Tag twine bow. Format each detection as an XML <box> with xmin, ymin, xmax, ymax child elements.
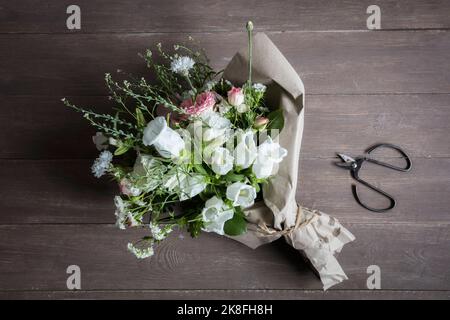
<box><xmin>258</xmin><ymin>205</ymin><xmax>315</xmax><ymax>236</ymax></box>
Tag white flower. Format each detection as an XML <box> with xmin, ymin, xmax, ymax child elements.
<box><xmin>201</xmin><ymin>110</ymin><xmax>231</xmax><ymax>131</ymax></box>
<box><xmin>199</xmin><ymin>111</ymin><xmax>232</xmax><ymax>144</ymax></box>
<box><xmin>218</xmin><ymin>101</ymin><xmax>231</xmax><ymax>115</ymax></box>
<box><xmin>108</xmin><ymin>137</ymin><xmax>118</xmax><ymax>146</ymax></box>
<box><xmin>149</xmin><ymin>222</ymin><xmax>173</xmax><ymax>241</ymax></box>
<box><xmin>234</xmin><ymin>130</ymin><xmax>257</xmax><ymax>169</ymax></box>
<box><xmin>163</xmin><ymin>169</ymin><xmax>207</xmax><ymax>201</ymax></box>
<box><xmin>92</xmin><ymin>132</ymin><xmax>108</xmax><ymax>150</ymax></box>
<box><xmin>203</xmin><ymin>80</ymin><xmax>217</xmax><ymax>91</ymax></box>
<box><xmin>252</xmin><ymin>137</ymin><xmax>288</xmax><ymax>179</ymax></box>
<box><xmin>119</xmin><ymin>178</ymin><xmax>141</xmax><ymax>197</ymax></box>
<box><xmin>114</xmin><ymin>196</ymin><xmax>141</xmax><ymax>229</ymax></box>
<box><xmin>91</xmin><ymin>150</ymin><xmax>113</xmax><ymax>178</ymax></box>
<box><xmin>210</xmin><ymin>147</ymin><xmax>234</xmax><ymax>175</ymax></box>
<box><xmin>226</xmin><ymin>182</ymin><xmax>257</xmax><ymax>208</ymax></box>
<box><xmin>236</xmin><ymin>103</ymin><xmax>249</xmax><ymax>113</ymax></box>
<box><xmin>127</xmin><ymin>242</ymin><xmax>154</xmax><ymax>259</ymax></box>
<box><xmin>143</xmin><ymin>116</ymin><xmax>185</xmax><ymax>158</ymax></box>
<box><xmin>170</xmin><ymin>56</ymin><xmax>195</xmax><ymax>75</ymax></box>
<box><xmin>201</xmin><ymin>196</ymin><xmax>234</xmax><ymax>235</ymax></box>
<box><xmin>131</xmin><ymin>154</ymin><xmax>165</xmax><ymax>192</ymax></box>
<box><xmin>252</xmin><ymin>83</ymin><xmax>267</xmax><ymax>92</ymax></box>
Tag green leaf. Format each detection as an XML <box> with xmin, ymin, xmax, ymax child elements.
<box><xmin>114</xmin><ymin>142</ymin><xmax>131</xmax><ymax>156</ymax></box>
<box><xmin>224</xmin><ymin>172</ymin><xmax>245</xmax><ymax>183</ymax></box>
<box><xmin>193</xmin><ymin>164</ymin><xmax>207</xmax><ymax>175</ymax></box>
<box><xmin>136</xmin><ymin>108</ymin><xmax>146</xmax><ymax>128</ymax></box>
<box><xmin>224</xmin><ymin>210</ymin><xmax>247</xmax><ymax>236</ymax></box>
<box><xmin>267</xmin><ymin>109</ymin><xmax>284</xmax><ymax>131</ymax></box>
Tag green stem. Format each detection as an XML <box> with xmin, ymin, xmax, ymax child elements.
<box><xmin>246</xmin><ymin>21</ymin><xmax>254</xmax><ymax>86</ymax></box>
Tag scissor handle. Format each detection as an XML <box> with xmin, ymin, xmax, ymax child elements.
<box><xmin>351</xmin><ymin>175</ymin><xmax>396</xmax><ymax>213</ymax></box>
<box><xmin>364</xmin><ymin>143</ymin><xmax>412</xmax><ymax>172</ymax></box>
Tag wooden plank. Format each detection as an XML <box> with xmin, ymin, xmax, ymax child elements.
<box><xmin>0</xmin><ymin>289</ymin><xmax>449</xmax><ymax>300</ymax></box>
<box><xmin>0</xmin><ymin>157</ymin><xmax>448</xmax><ymax>224</ymax></box>
<box><xmin>1</xmin><ymin>31</ymin><xmax>449</xmax><ymax>96</ymax></box>
<box><xmin>0</xmin><ymin>224</ymin><xmax>449</xmax><ymax>291</ymax></box>
<box><xmin>1</xmin><ymin>0</ymin><xmax>449</xmax><ymax>33</ymax></box>
<box><xmin>1</xmin><ymin>94</ymin><xmax>449</xmax><ymax>159</ymax></box>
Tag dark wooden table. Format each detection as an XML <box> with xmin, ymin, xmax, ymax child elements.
<box><xmin>1</xmin><ymin>0</ymin><xmax>449</xmax><ymax>299</ymax></box>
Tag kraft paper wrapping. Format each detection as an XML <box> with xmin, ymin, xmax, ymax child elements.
<box><xmin>223</xmin><ymin>33</ymin><xmax>355</xmax><ymax>290</ymax></box>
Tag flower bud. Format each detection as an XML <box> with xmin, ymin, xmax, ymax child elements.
<box><xmin>254</xmin><ymin>116</ymin><xmax>269</xmax><ymax>130</ymax></box>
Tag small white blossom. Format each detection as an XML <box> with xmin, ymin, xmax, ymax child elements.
<box><xmin>203</xmin><ymin>80</ymin><xmax>217</xmax><ymax>91</ymax></box>
<box><xmin>149</xmin><ymin>222</ymin><xmax>173</xmax><ymax>241</ymax></box>
<box><xmin>91</xmin><ymin>150</ymin><xmax>113</xmax><ymax>178</ymax></box>
<box><xmin>170</xmin><ymin>56</ymin><xmax>195</xmax><ymax>75</ymax></box>
<box><xmin>92</xmin><ymin>132</ymin><xmax>108</xmax><ymax>150</ymax></box>
<box><xmin>217</xmin><ymin>101</ymin><xmax>231</xmax><ymax>115</ymax></box>
<box><xmin>226</xmin><ymin>182</ymin><xmax>257</xmax><ymax>208</ymax></box>
<box><xmin>252</xmin><ymin>83</ymin><xmax>267</xmax><ymax>92</ymax></box>
<box><xmin>114</xmin><ymin>196</ymin><xmax>141</xmax><ymax>229</ymax></box>
<box><xmin>127</xmin><ymin>242</ymin><xmax>154</xmax><ymax>259</ymax></box>
<box><xmin>236</xmin><ymin>103</ymin><xmax>249</xmax><ymax>113</ymax></box>
<box><xmin>201</xmin><ymin>196</ymin><xmax>234</xmax><ymax>235</ymax></box>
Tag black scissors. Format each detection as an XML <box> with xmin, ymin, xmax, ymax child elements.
<box><xmin>335</xmin><ymin>143</ymin><xmax>412</xmax><ymax>213</ymax></box>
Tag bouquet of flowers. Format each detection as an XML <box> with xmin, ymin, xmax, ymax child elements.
<box><xmin>64</xmin><ymin>22</ymin><xmax>287</xmax><ymax>257</ymax></box>
<box><xmin>65</xmin><ymin>22</ymin><xmax>355</xmax><ymax>290</ymax></box>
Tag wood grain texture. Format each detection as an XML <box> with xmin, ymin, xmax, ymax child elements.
<box><xmin>1</xmin><ymin>157</ymin><xmax>449</xmax><ymax>224</ymax></box>
<box><xmin>1</xmin><ymin>31</ymin><xmax>449</xmax><ymax>96</ymax></box>
<box><xmin>1</xmin><ymin>94</ymin><xmax>449</xmax><ymax>159</ymax></box>
<box><xmin>1</xmin><ymin>290</ymin><xmax>449</xmax><ymax>300</ymax></box>
<box><xmin>1</xmin><ymin>0</ymin><xmax>449</xmax><ymax>300</ymax></box>
<box><xmin>1</xmin><ymin>0</ymin><xmax>449</xmax><ymax>33</ymax></box>
<box><xmin>0</xmin><ymin>224</ymin><xmax>449</xmax><ymax>291</ymax></box>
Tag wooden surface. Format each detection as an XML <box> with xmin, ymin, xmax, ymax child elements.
<box><xmin>0</xmin><ymin>0</ymin><xmax>449</xmax><ymax>300</ymax></box>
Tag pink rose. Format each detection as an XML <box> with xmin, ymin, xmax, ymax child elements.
<box><xmin>227</xmin><ymin>87</ymin><xmax>245</xmax><ymax>107</ymax></box>
<box><xmin>178</xmin><ymin>91</ymin><xmax>216</xmax><ymax>120</ymax></box>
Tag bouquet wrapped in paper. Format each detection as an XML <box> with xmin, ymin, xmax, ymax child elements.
<box><xmin>64</xmin><ymin>22</ymin><xmax>354</xmax><ymax>290</ymax></box>
<box><xmin>224</xmin><ymin>32</ymin><xmax>355</xmax><ymax>290</ymax></box>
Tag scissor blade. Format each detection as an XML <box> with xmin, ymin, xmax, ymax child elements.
<box><xmin>337</xmin><ymin>153</ymin><xmax>356</xmax><ymax>163</ymax></box>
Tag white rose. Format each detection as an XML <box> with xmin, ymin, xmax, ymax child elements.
<box><xmin>201</xmin><ymin>196</ymin><xmax>234</xmax><ymax>235</ymax></box>
<box><xmin>226</xmin><ymin>182</ymin><xmax>257</xmax><ymax>208</ymax></box>
<box><xmin>163</xmin><ymin>169</ymin><xmax>207</xmax><ymax>201</ymax></box>
<box><xmin>210</xmin><ymin>147</ymin><xmax>234</xmax><ymax>175</ymax></box>
<box><xmin>143</xmin><ymin>116</ymin><xmax>185</xmax><ymax>158</ymax></box>
<box><xmin>252</xmin><ymin>137</ymin><xmax>288</xmax><ymax>179</ymax></box>
<box><xmin>234</xmin><ymin>130</ymin><xmax>257</xmax><ymax>169</ymax></box>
